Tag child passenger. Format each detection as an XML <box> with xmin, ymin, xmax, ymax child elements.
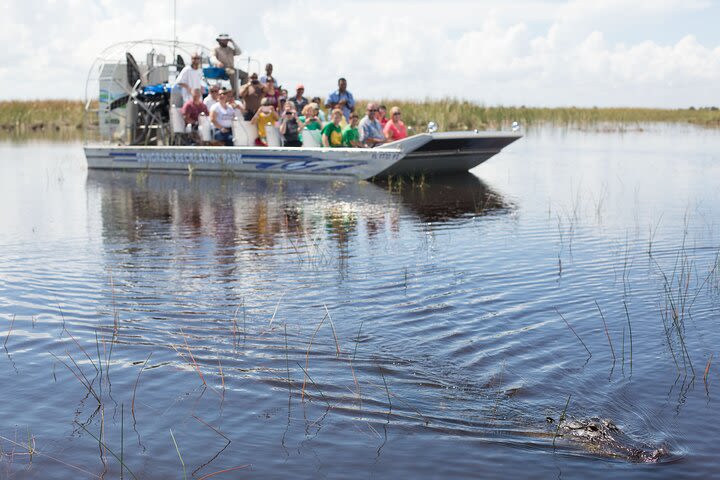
<box><xmin>342</xmin><ymin>113</ymin><xmax>361</xmax><ymax>147</ymax></box>
<box><xmin>321</xmin><ymin>109</ymin><xmax>344</xmax><ymax>147</ymax></box>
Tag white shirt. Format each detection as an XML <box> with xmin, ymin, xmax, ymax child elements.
<box><xmin>174</xmin><ymin>66</ymin><xmax>204</xmax><ymax>104</ymax></box>
<box><xmin>210</xmin><ymin>102</ymin><xmax>236</xmax><ymax>128</ymax></box>
<box><xmin>204</xmin><ymin>95</ymin><xmax>217</xmax><ymax>110</ymax></box>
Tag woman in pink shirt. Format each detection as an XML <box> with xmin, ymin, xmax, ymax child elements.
<box><xmin>383</xmin><ymin>106</ymin><xmax>407</xmax><ymax>141</ymax></box>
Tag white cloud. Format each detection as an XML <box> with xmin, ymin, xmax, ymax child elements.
<box><xmin>1</xmin><ymin>0</ymin><xmax>719</xmax><ymax>107</ymax></box>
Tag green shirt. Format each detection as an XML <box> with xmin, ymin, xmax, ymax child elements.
<box><xmin>321</xmin><ymin>122</ymin><xmax>343</xmax><ymax>147</ymax></box>
<box><xmin>304</xmin><ymin>118</ymin><xmax>322</xmax><ymax>131</ymax></box>
<box><xmin>342</xmin><ymin>125</ymin><xmax>359</xmax><ymax>146</ymax></box>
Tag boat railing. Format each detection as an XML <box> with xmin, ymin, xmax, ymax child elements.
<box><xmin>83</xmin><ymin>39</ymin><xmax>265</xmax><ymax>146</ymax></box>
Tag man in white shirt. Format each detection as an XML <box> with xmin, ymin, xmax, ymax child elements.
<box><xmin>174</xmin><ymin>52</ymin><xmax>204</xmax><ymax>105</ymax></box>
<box><xmin>204</xmin><ymin>84</ymin><xmax>220</xmax><ymax>110</ymax></box>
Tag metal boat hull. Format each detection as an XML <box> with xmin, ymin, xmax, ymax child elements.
<box><xmin>84</xmin><ymin>131</ymin><xmax>521</xmax><ymax>180</ymax></box>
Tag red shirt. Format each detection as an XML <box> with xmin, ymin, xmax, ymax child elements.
<box><xmin>383</xmin><ymin>120</ymin><xmax>407</xmax><ymax>141</ymax></box>
<box><xmin>181</xmin><ymin>100</ymin><xmax>209</xmax><ymax>125</ymax></box>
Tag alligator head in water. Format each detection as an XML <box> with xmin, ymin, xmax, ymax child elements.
<box><xmin>547</xmin><ymin>417</ymin><xmax>670</xmax><ymax>463</ymax></box>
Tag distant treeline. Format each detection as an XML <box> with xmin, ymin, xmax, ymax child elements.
<box><xmin>2</xmin><ymin>99</ymin><xmax>720</xmax><ymax>140</ymax></box>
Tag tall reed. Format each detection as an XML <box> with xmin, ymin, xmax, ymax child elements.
<box><xmin>3</xmin><ymin>99</ymin><xmax>720</xmax><ymax>140</ymax></box>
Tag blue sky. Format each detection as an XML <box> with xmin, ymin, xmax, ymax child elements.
<box><xmin>2</xmin><ymin>0</ymin><xmax>719</xmax><ymax>107</ymax></box>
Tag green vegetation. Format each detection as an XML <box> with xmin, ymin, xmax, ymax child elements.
<box><xmin>373</xmin><ymin>99</ymin><xmax>720</xmax><ymax>132</ymax></box>
<box><xmin>2</xmin><ymin>99</ymin><xmax>720</xmax><ymax>141</ymax></box>
<box><xmin>0</xmin><ymin>100</ymin><xmax>84</xmax><ymax>140</ymax></box>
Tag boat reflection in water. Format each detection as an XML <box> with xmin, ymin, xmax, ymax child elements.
<box><xmin>86</xmin><ymin>170</ymin><xmax>512</xmax><ymax>276</ymax></box>
<box><xmin>376</xmin><ymin>173</ymin><xmax>513</xmax><ymax>223</ymax></box>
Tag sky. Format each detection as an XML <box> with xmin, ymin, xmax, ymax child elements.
<box><xmin>2</xmin><ymin>0</ymin><xmax>720</xmax><ymax>107</ymax></box>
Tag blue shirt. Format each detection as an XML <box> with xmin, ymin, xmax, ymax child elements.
<box><xmin>260</xmin><ymin>75</ymin><xmax>279</xmax><ymax>86</ymax></box>
<box><xmin>326</xmin><ymin>89</ymin><xmax>355</xmax><ymax>120</ymax></box>
<box><xmin>358</xmin><ymin>116</ymin><xmax>384</xmax><ymax>143</ymax></box>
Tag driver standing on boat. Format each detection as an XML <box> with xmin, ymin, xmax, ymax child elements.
<box><xmin>213</xmin><ymin>34</ymin><xmax>247</xmax><ymax>94</ymax></box>
<box><xmin>174</xmin><ymin>52</ymin><xmax>205</xmax><ymax>105</ymax></box>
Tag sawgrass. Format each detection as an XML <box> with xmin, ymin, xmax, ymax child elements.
<box><xmin>2</xmin><ymin>99</ymin><xmax>720</xmax><ymax>140</ymax></box>
<box><xmin>371</xmin><ymin>99</ymin><xmax>720</xmax><ymax>132</ymax></box>
<box><xmin>0</xmin><ymin>100</ymin><xmax>84</xmax><ymax>139</ymax></box>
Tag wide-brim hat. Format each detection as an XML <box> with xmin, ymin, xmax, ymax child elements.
<box><xmin>216</xmin><ymin>34</ymin><xmax>230</xmax><ymax>41</ymax></box>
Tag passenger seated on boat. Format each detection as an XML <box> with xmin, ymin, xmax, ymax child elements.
<box><xmin>213</xmin><ymin>34</ymin><xmax>246</xmax><ymax>94</ymax></box>
<box><xmin>301</xmin><ymin>104</ymin><xmax>322</xmax><ymax>131</ymax></box>
<box><xmin>174</xmin><ymin>52</ymin><xmax>205</xmax><ymax>105</ymax></box>
<box><xmin>238</xmin><ymin>72</ymin><xmax>264</xmax><ymax>121</ymax></box>
<box><xmin>277</xmin><ymin>98</ymin><xmax>287</xmax><ymax>123</ymax></box>
<box><xmin>311</xmin><ymin>97</ymin><xmax>326</xmax><ymax>122</ymax></box>
<box><xmin>204</xmin><ymin>84</ymin><xmax>221</xmax><ymax>110</ymax></box>
<box><xmin>290</xmin><ymin>85</ymin><xmax>309</xmax><ymax>113</ymax></box>
<box><xmin>181</xmin><ymin>88</ymin><xmax>209</xmax><ymax>128</ymax></box>
<box><xmin>263</xmin><ymin>77</ymin><xmax>281</xmax><ymax>110</ymax></box>
<box><xmin>251</xmin><ymin>98</ymin><xmax>279</xmax><ymax>146</ymax></box>
<box><xmin>225</xmin><ymin>90</ymin><xmax>245</xmax><ymax>115</ymax></box>
<box><xmin>209</xmin><ymin>88</ymin><xmax>236</xmax><ymax>146</ymax></box>
<box><xmin>343</xmin><ymin>113</ymin><xmax>361</xmax><ymax>147</ymax></box>
<box><xmin>383</xmin><ymin>106</ymin><xmax>408</xmax><ymax>141</ymax></box>
<box><xmin>325</xmin><ymin>77</ymin><xmax>355</xmax><ymax>121</ymax></box>
<box><xmin>278</xmin><ymin>89</ymin><xmax>289</xmax><ymax>119</ymax></box>
<box><xmin>377</xmin><ymin>105</ymin><xmax>388</xmax><ymax>127</ymax></box>
<box><xmin>279</xmin><ymin>104</ymin><xmax>304</xmax><ymax>147</ymax></box>
<box><xmin>321</xmin><ymin>109</ymin><xmax>344</xmax><ymax>148</ymax></box>
<box><xmin>358</xmin><ymin>103</ymin><xmax>385</xmax><ymax>147</ymax></box>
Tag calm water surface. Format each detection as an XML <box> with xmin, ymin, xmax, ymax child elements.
<box><xmin>1</xmin><ymin>126</ymin><xmax>719</xmax><ymax>478</ymax></box>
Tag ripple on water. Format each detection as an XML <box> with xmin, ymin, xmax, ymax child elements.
<box><xmin>1</xmin><ymin>134</ymin><xmax>719</xmax><ymax>478</ymax></box>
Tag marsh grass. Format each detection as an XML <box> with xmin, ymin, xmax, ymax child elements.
<box><xmin>0</xmin><ymin>100</ymin><xmax>83</xmax><ymax>139</ymax></box>
<box><xmin>369</xmin><ymin>99</ymin><xmax>720</xmax><ymax>132</ymax></box>
<box><xmin>4</xmin><ymin>99</ymin><xmax>720</xmax><ymax>141</ymax></box>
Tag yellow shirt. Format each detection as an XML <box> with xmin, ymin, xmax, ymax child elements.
<box><xmin>257</xmin><ymin>111</ymin><xmax>279</xmax><ymax>138</ymax></box>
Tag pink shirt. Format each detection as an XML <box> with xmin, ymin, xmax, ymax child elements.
<box><xmin>383</xmin><ymin>120</ymin><xmax>407</xmax><ymax>141</ymax></box>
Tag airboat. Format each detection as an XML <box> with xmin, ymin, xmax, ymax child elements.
<box><xmin>83</xmin><ymin>40</ymin><xmax>521</xmax><ymax>180</ymax></box>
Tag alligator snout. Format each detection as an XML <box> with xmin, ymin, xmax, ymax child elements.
<box><xmin>547</xmin><ymin>417</ymin><xmax>670</xmax><ymax>463</ymax></box>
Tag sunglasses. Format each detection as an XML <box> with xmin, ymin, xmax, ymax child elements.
<box><xmin>367</xmin><ymin>109</ymin><xmax>377</xmax><ymax>112</ymax></box>
<box><xmin>393</xmin><ymin>112</ymin><xmax>401</xmax><ymax>115</ymax></box>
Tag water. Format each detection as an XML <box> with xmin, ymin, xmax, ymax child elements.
<box><xmin>1</xmin><ymin>126</ymin><xmax>719</xmax><ymax>478</ymax></box>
